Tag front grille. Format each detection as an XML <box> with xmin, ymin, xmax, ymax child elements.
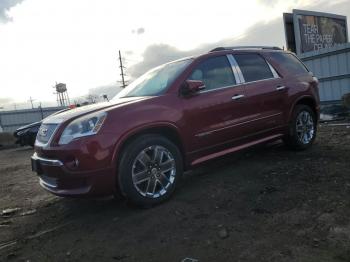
<box><xmin>37</xmin><ymin>124</ymin><xmax>58</xmax><ymax>144</ymax></box>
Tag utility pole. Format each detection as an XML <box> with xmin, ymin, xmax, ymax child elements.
<box><xmin>39</xmin><ymin>102</ymin><xmax>44</xmax><ymax>119</ymax></box>
<box><xmin>29</xmin><ymin>96</ymin><xmax>35</xmax><ymax>109</ymax></box>
<box><xmin>118</xmin><ymin>50</ymin><xmax>127</xmax><ymax>88</ymax></box>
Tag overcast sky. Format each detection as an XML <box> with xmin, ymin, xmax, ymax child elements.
<box><xmin>0</xmin><ymin>0</ymin><xmax>349</xmax><ymax>109</ymax></box>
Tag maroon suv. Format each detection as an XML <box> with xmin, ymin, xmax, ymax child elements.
<box><xmin>31</xmin><ymin>46</ymin><xmax>320</xmax><ymax>206</ymax></box>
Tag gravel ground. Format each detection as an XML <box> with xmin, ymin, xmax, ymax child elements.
<box><xmin>1</xmin><ymin>125</ymin><xmax>350</xmax><ymax>262</ymax></box>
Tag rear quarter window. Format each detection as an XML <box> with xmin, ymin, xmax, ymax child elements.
<box><xmin>270</xmin><ymin>52</ymin><xmax>309</xmax><ymax>75</ymax></box>
<box><xmin>234</xmin><ymin>54</ymin><xmax>274</xmax><ymax>82</ymax></box>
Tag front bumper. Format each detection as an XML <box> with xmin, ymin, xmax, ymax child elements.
<box><xmin>31</xmin><ymin>152</ymin><xmax>115</xmax><ymax>197</ymax></box>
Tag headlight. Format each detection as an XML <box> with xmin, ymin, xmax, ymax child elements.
<box><xmin>58</xmin><ymin>112</ymin><xmax>107</xmax><ymax>145</ymax></box>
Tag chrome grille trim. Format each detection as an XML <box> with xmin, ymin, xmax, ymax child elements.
<box><xmin>31</xmin><ymin>152</ymin><xmax>63</xmax><ymax>166</ymax></box>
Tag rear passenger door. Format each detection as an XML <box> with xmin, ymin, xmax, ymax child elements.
<box><xmin>232</xmin><ymin>53</ymin><xmax>287</xmax><ymax>133</ymax></box>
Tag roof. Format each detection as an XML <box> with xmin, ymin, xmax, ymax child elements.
<box><xmin>209</xmin><ymin>46</ymin><xmax>283</xmax><ymax>52</ymax></box>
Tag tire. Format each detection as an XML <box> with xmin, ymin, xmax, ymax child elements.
<box><xmin>117</xmin><ymin>134</ymin><xmax>183</xmax><ymax>207</ymax></box>
<box><xmin>283</xmin><ymin>104</ymin><xmax>317</xmax><ymax>150</ymax></box>
<box><xmin>29</xmin><ymin>136</ymin><xmax>36</xmax><ymax>147</ymax></box>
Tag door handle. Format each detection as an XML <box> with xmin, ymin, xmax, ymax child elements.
<box><xmin>276</xmin><ymin>86</ymin><xmax>286</xmax><ymax>91</ymax></box>
<box><xmin>232</xmin><ymin>94</ymin><xmax>245</xmax><ymax>100</ymax></box>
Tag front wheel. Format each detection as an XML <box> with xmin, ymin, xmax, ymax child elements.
<box><xmin>118</xmin><ymin>134</ymin><xmax>183</xmax><ymax>207</ymax></box>
<box><xmin>283</xmin><ymin>104</ymin><xmax>317</xmax><ymax>150</ymax></box>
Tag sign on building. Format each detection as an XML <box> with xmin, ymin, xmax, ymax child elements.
<box><xmin>283</xmin><ymin>9</ymin><xmax>348</xmax><ymax>55</ymax></box>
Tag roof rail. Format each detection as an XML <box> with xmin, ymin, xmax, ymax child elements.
<box><xmin>210</xmin><ymin>46</ymin><xmax>282</xmax><ymax>52</ymax></box>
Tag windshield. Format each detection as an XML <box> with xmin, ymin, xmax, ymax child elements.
<box><xmin>113</xmin><ymin>58</ymin><xmax>192</xmax><ymax>99</ymax></box>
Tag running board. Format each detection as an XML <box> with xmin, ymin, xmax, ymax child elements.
<box><xmin>191</xmin><ymin>134</ymin><xmax>283</xmax><ymax>166</ymax></box>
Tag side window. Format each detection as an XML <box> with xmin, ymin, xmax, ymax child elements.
<box><xmin>234</xmin><ymin>54</ymin><xmax>273</xmax><ymax>82</ymax></box>
<box><xmin>188</xmin><ymin>56</ymin><xmax>236</xmax><ymax>91</ymax></box>
<box><xmin>270</xmin><ymin>52</ymin><xmax>309</xmax><ymax>75</ymax></box>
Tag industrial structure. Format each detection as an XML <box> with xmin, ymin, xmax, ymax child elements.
<box><xmin>54</xmin><ymin>82</ymin><xmax>70</xmax><ymax>106</ymax></box>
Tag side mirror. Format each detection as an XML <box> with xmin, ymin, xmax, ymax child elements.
<box><xmin>181</xmin><ymin>80</ymin><xmax>205</xmax><ymax>96</ymax></box>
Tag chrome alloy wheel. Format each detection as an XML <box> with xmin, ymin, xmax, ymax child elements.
<box><xmin>296</xmin><ymin>110</ymin><xmax>315</xmax><ymax>145</ymax></box>
<box><xmin>131</xmin><ymin>145</ymin><xmax>176</xmax><ymax>198</ymax></box>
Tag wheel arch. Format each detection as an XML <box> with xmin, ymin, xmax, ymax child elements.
<box><xmin>288</xmin><ymin>96</ymin><xmax>319</xmax><ymax>123</ymax></box>
<box><xmin>112</xmin><ymin>123</ymin><xmax>186</xmax><ymax>171</ymax></box>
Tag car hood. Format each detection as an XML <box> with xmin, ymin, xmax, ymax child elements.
<box><xmin>43</xmin><ymin>97</ymin><xmax>149</xmax><ymax>124</ymax></box>
<box><xmin>16</xmin><ymin>121</ymin><xmax>42</xmax><ymax>132</ymax></box>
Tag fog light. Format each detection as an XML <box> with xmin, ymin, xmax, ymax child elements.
<box><xmin>65</xmin><ymin>157</ymin><xmax>79</xmax><ymax>169</ymax></box>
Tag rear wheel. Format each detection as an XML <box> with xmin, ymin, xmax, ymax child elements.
<box><xmin>118</xmin><ymin>134</ymin><xmax>183</xmax><ymax>207</ymax></box>
<box><xmin>283</xmin><ymin>104</ymin><xmax>317</xmax><ymax>150</ymax></box>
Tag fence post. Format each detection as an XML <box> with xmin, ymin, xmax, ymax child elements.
<box><xmin>39</xmin><ymin>104</ymin><xmax>44</xmax><ymax>120</ymax></box>
<box><xmin>0</xmin><ymin>113</ymin><xmax>3</xmax><ymax>132</ymax></box>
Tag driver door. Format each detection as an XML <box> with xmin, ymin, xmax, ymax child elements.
<box><xmin>181</xmin><ymin>55</ymin><xmax>251</xmax><ymax>155</ymax></box>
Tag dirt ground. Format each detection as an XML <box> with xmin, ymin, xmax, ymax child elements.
<box><xmin>1</xmin><ymin>125</ymin><xmax>350</xmax><ymax>262</ymax></box>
